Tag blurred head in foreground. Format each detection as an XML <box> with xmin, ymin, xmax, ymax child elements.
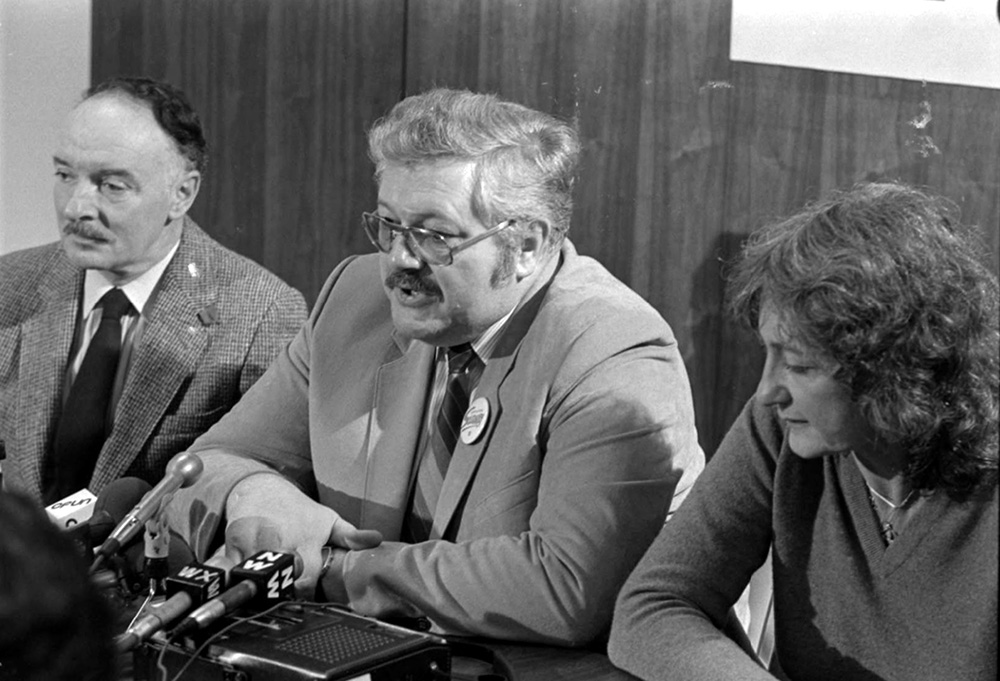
<box><xmin>0</xmin><ymin>491</ymin><xmax>115</xmax><ymax>681</ymax></box>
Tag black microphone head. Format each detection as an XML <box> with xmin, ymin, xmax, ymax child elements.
<box><xmin>166</xmin><ymin>562</ymin><xmax>227</xmax><ymax>604</ymax></box>
<box><xmin>231</xmin><ymin>551</ymin><xmax>297</xmax><ymax>605</ymax></box>
<box><xmin>89</xmin><ymin>478</ymin><xmax>152</xmax><ymax>543</ymax></box>
<box><xmin>170</xmin><ymin>551</ymin><xmax>298</xmax><ymax>637</ymax></box>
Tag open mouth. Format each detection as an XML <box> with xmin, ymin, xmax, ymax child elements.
<box><xmin>386</xmin><ymin>271</ymin><xmax>441</xmax><ymax>301</ymax></box>
<box><xmin>391</xmin><ymin>282</ymin><xmax>439</xmax><ymax>307</ymax></box>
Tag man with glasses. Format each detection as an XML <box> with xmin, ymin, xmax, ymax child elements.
<box><xmin>166</xmin><ymin>88</ymin><xmax>704</xmax><ymax>645</ymax></box>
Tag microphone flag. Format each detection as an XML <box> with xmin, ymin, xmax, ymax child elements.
<box><xmin>114</xmin><ymin>557</ymin><xmax>230</xmax><ymax>653</ymax></box>
<box><xmin>171</xmin><ymin>551</ymin><xmax>297</xmax><ymax>637</ymax></box>
<box><xmin>44</xmin><ymin>488</ymin><xmax>97</xmax><ymax>528</ymax></box>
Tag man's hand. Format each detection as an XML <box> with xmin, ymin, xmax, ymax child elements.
<box><xmin>222</xmin><ymin>474</ymin><xmax>382</xmax><ymax>597</ymax></box>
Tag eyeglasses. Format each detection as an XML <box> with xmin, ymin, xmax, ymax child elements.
<box><xmin>362</xmin><ymin>212</ymin><xmax>514</xmax><ymax>266</ymax></box>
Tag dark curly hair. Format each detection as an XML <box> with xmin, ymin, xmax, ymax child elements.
<box><xmin>727</xmin><ymin>182</ymin><xmax>999</xmax><ymax>499</ymax></box>
<box><xmin>86</xmin><ymin>76</ymin><xmax>208</xmax><ymax>174</ymax></box>
<box><xmin>0</xmin><ymin>491</ymin><xmax>116</xmax><ymax>681</ymax></box>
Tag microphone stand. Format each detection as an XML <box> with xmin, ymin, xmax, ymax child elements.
<box><xmin>143</xmin><ymin>501</ymin><xmax>171</xmax><ymax>596</ymax></box>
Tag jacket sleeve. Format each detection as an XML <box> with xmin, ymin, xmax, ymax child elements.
<box><xmin>342</xmin><ymin>331</ymin><xmax>705</xmax><ymax>646</ymax></box>
<box><xmin>608</xmin><ymin>397</ymin><xmax>780</xmax><ymax>680</ymax></box>
<box><xmin>165</xmin><ymin>261</ymin><xmax>348</xmax><ymax>558</ymax></box>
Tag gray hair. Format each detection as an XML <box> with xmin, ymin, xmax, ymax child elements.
<box><xmin>367</xmin><ymin>88</ymin><xmax>580</xmax><ymax>247</ymax></box>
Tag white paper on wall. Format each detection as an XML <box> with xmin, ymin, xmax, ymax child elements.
<box><xmin>731</xmin><ymin>0</ymin><xmax>1000</xmax><ymax>90</ymax></box>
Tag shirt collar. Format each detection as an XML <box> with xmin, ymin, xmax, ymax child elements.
<box><xmin>436</xmin><ymin>305</ymin><xmax>516</xmax><ymax>366</ymax></box>
<box><xmin>81</xmin><ymin>240</ymin><xmax>181</xmax><ymax>317</ymax></box>
<box><xmin>467</xmin><ymin>306</ymin><xmax>517</xmax><ymax>362</ymax></box>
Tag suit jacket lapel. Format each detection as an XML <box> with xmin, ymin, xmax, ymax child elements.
<box><xmin>434</xmin><ymin>263</ymin><xmax>558</xmax><ymax>537</ymax></box>
<box><xmin>15</xmin><ymin>255</ymin><xmax>82</xmax><ymax>500</ymax></box>
<box><xmin>90</xmin><ymin>221</ymin><xmax>213</xmax><ymax>490</ymax></box>
<box><xmin>434</xmin><ymin>352</ymin><xmax>509</xmax><ymax>536</ymax></box>
<box><xmin>360</xmin><ymin>335</ymin><xmax>435</xmax><ymax>538</ymax></box>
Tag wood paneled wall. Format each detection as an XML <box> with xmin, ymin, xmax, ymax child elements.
<box><xmin>92</xmin><ymin>0</ymin><xmax>1000</xmax><ymax>456</ymax></box>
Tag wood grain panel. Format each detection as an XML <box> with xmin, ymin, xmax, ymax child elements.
<box><xmin>405</xmin><ymin>0</ymin><xmax>650</xmax><ymax>287</ymax></box>
<box><xmin>91</xmin><ymin>0</ymin><xmax>1000</xmax><ymax>456</ymax></box>
<box><xmin>92</xmin><ymin>0</ymin><xmax>404</xmax><ymax>302</ymax></box>
<box><xmin>639</xmin><ymin>0</ymin><xmax>756</xmax><ymax>449</ymax></box>
<box><xmin>257</xmin><ymin>0</ymin><xmax>406</xmax><ymax>297</ymax></box>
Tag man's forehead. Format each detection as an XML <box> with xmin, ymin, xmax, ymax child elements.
<box><xmin>377</xmin><ymin>160</ymin><xmax>477</xmax><ymax>215</ymax></box>
<box><xmin>57</xmin><ymin>95</ymin><xmax>183</xmax><ymax>172</ymax></box>
<box><xmin>69</xmin><ymin>93</ymin><xmax>153</xmax><ymax>128</ymax></box>
<box><xmin>379</xmin><ymin>158</ymin><xmax>476</xmax><ymax>185</ymax></box>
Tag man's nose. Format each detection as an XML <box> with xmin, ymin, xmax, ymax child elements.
<box><xmin>61</xmin><ymin>181</ymin><xmax>99</xmax><ymax>221</ymax></box>
<box><xmin>387</xmin><ymin>231</ymin><xmax>422</xmax><ymax>268</ymax></box>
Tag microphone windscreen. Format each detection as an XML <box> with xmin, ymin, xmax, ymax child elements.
<box><xmin>89</xmin><ymin>478</ymin><xmax>152</xmax><ymax>543</ymax></box>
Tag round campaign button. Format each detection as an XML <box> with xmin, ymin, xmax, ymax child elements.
<box><xmin>460</xmin><ymin>397</ymin><xmax>490</xmax><ymax>444</ymax></box>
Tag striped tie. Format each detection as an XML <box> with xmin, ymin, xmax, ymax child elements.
<box><xmin>404</xmin><ymin>344</ymin><xmax>483</xmax><ymax>542</ymax></box>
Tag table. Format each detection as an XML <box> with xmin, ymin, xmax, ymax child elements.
<box><xmin>480</xmin><ymin>642</ymin><xmax>639</xmax><ymax>681</ymax></box>
<box><xmin>118</xmin><ymin>595</ymin><xmax>639</xmax><ymax>681</ymax></box>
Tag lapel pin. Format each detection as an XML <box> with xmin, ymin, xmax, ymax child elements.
<box><xmin>197</xmin><ymin>303</ymin><xmax>219</xmax><ymax>326</ymax></box>
<box><xmin>460</xmin><ymin>397</ymin><xmax>490</xmax><ymax>445</ymax></box>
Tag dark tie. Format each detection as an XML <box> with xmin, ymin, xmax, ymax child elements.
<box><xmin>47</xmin><ymin>288</ymin><xmax>132</xmax><ymax>503</ymax></box>
<box><xmin>404</xmin><ymin>344</ymin><xmax>484</xmax><ymax>542</ymax></box>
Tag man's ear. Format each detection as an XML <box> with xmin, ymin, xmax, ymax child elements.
<box><xmin>168</xmin><ymin>170</ymin><xmax>201</xmax><ymax>220</ymax></box>
<box><xmin>514</xmin><ymin>219</ymin><xmax>551</xmax><ymax>279</ymax></box>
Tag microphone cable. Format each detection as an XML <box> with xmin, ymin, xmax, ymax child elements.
<box><xmin>154</xmin><ymin>601</ymin><xmax>288</xmax><ymax>681</ymax></box>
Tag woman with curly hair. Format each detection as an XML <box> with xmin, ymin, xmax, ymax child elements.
<box><xmin>609</xmin><ymin>181</ymin><xmax>998</xmax><ymax>681</ymax></box>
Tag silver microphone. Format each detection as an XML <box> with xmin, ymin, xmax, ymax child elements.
<box><xmin>91</xmin><ymin>452</ymin><xmax>203</xmax><ymax>571</ymax></box>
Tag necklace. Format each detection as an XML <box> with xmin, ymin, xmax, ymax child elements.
<box><xmin>866</xmin><ymin>483</ymin><xmax>915</xmax><ymax>510</ymax></box>
<box><xmin>865</xmin><ymin>484</ymin><xmax>916</xmax><ymax>544</ymax></box>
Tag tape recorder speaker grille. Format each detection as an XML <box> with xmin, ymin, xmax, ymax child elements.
<box><xmin>276</xmin><ymin>623</ymin><xmax>407</xmax><ymax>663</ymax></box>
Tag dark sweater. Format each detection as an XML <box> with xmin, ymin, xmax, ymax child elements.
<box><xmin>609</xmin><ymin>397</ymin><xmax>998</xmax><ymax>681</ymax></box>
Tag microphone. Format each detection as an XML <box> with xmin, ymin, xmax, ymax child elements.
<box><xmin>44</xmin><ymin>488</ymin><xmax>98</xmax><ymax>528</ymax></box>
<box><xmin>119</xmin><ymin>528</ymin><xmax>196</xmax><ymax>597</ymax></box>
<box><xmin>89</xmin><ymin>477</ymin><xmax>153</xmax><ymax>545</ymax></box>
<box><xmin>45</xmin><ymin>488</ymin><xmax>99</xmax><ymax>556</ymax></box>
<box><xmin>92</xmin><ymin>452</ymin><xmax>203</xmax><ymax>571</ymax></box>
<box><xmin>114</xmin><ymin>555</ymin><xmax>231</xmax><ymax>653</ymax></box>
<box><xmin>142</xmin><ymin>510</ymin><xmax>171</xmax><ymax>591</ymax></box>
<box><xmin>171</xmin><ymin>550</ymin><xmax>297</xmax><ymax>638</ymax></box>
<box><xmin>45</xmin><ymin>479</ymin><xmax>151</xmax><ymax>559</ymax></box>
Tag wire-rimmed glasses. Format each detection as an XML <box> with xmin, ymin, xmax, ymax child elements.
<box><xmin>362</xmin><ymin>212</ymin><xmax>514</xmax><ymax>266</ymax></box>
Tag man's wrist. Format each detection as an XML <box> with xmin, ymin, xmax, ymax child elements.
<box><xmin>224</xmin><ymin>470</ymin><xmax>288</xmax><ymax>516</ymax></box>
<box><xmin>316</xmin><ymin>547</ymin><xmax>350</xmax><ymax>603</ymax></box>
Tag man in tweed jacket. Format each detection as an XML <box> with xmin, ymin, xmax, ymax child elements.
<box><xmin>0</xmin><ymin>77</ymin><xmax>306</xmax><ymax>503</ymax></box>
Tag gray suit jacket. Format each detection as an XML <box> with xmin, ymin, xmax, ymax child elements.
<box><xmin>168</xmin><ymin>241</ymin><xmax>704</xmax><ymax>645</ymax></box>
<box><xmin>0</xmin><ymin>218</ymin><xmax>307</xmax><ymax>500</ymax></box>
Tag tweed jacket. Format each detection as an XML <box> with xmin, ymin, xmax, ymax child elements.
<box><xmin>167</xmin><ymin>241</ymin><xmax>705</xmax><ymax>645</ymax></box>
<box><xmin>0</xmin><ymin>218</ymin><xmax>307</xmax><ymax>501</ymax></box>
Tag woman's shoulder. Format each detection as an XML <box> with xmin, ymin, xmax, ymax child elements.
<box><xmin>726</xmin><ymin>396</ymin><xmax>786</xmax><ymax>463</ymax></box>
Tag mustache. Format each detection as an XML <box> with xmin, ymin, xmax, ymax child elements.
<box><xmin>63</xmin><ymin>221</ymin><xmax>108</xmax><ymax>240</ymax></box>
<box><xmin>384</xmin><ymin>270</ymin><xmax>441</xmax><ymax>296</ymax></box>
